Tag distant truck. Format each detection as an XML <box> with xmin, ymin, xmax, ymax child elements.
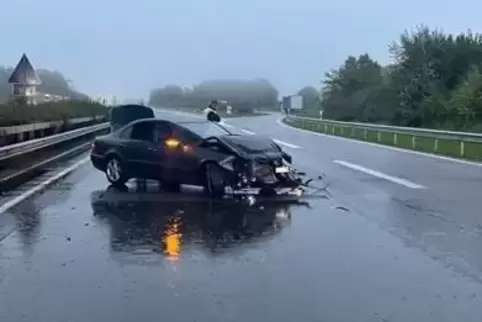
<box><xmin>281</xmin><ymin>95</ymin><xmax>303</xmax><ymax>114</ymax></box>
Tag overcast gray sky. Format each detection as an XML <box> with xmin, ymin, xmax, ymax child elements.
<box><xmin>0</xmin><ymin>0</ymin><xmax>480</xmax><ymax>99</ymax></box>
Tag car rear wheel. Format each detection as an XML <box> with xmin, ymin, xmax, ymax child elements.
<box><xmin>105</xmin><ymin>156</ymin><xmax>128</xmax><ymax>186</ymax></box>
<box><xmin>203</xmin><ymin>163</ymin><xmax>226</xmax><ymax>198</ymax></box>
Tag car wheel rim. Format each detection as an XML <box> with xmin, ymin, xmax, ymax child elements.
<box><xmin>107</xmin><ymin>159</ymin><xmax>121</xmax><ymax>182</ymax></box>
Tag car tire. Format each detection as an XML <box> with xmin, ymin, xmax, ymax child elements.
<box><xmin>105</xmin><ymin>155</ymin><xmax>128</xmax><ymax>186</ymax></box>
<box><xmin>203</xmin><ymin>163</ymin><xmax>226</xmax><ymax>198</ymax></box>
<box><xmin>161</xmin><ymin>180</ymin><xmax>181</xmax><ymax>192</ymax></box>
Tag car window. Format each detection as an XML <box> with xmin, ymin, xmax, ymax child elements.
<box><xmin>175</xmin><ymin>125</ymin><xmax>203</xmax><ymax>143</ymax></box>
<box><xmin>117</xmin><ymin>125</ymin><xmax>132</xmax><ymax>139</ymax></box>
<box><xmin>153</xmin><ymin>122</ymin><xmax>174</xmax><ymax>144</ymax></box>
<box><xmin>130</xmin><ymin>122</ymin><xmax>155</xmax><ymax>142</ymax></box>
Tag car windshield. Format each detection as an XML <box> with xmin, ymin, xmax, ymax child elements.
<box><xmin>180</xmin><ymin>121</ymin><xmax>235</xmax><ymax>138</ymax></box>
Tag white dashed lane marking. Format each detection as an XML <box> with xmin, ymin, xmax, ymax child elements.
<box><xmin>237</xmin><ymin>128</ymin><xmax>300</xmax><ymax>149</ymax></box>
<box><xmin>333</xmin><ymin>160</ymin><xmax>426</xmax><ymax>189</ymax></box>
<box><xmin>272</xmin><ymin>139</ymin><xmax>300</xmax><ymax>149</ymax></box>
<box><xmin>241</xmin><ymin>129</ymin><xmax>256</xmax><ymax>135</ymax></box>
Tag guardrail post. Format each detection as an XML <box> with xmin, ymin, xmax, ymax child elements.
<box><xmin>364</xmin><ymin>129</ymin><xmax>367</xmax><ymax>140</ymax></box>
<box><xmin>332</xmin><ymin>126</ymin><xmax>335</xmax><ymax>135</ymax></box>
<box><xmin>434</xmin><ymin>138</ymin><xmax>438</xmax><ymax>152</ymax></box>
<box><xmin>351</xmin><ymin>127</ymin><xmax>354</xmax><ymax>137</ymax></box>
<box><xmin>324</xmin><ymin>124</ymin><xmax>328</xmax><ymax>133</ymax></box>
<box><xmin>460</xmin><ymin>141</ymin><xmax>465</xmax><ymax>157</ymax></box>
<box><xmin>377</xmin><ymin>131</ymin><xmax>381</xmax><ymax>142</ymax></box>
<box><xmin>340</xmin><ymin>127</ymin><xmax>344</xmax><ymax>136</ymax></box>
<box><xmin>394</xmin><ymin>133</ymin><xmax>398</xmax><ymax>145</ymax></box>
<box><xmin>412</xmin><ymin>136</ymin><xmax>416</xmax><ymax>149</ymax></box>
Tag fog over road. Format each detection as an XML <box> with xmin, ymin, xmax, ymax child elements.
<box><xmin>1</xmin><ymin>111</ymin><xmax>482</xmax><ymax>322</ymax></box>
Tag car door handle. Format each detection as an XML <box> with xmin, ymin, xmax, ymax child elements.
<box><xmin>147</xmin><ymin>147</ymin><xmax>157</xmax><ymax>152</ymax></box>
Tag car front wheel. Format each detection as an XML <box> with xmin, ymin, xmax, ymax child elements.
<box><xmin>203</xmin><ymin>163</ymin><xmax>226</xmax><ymax>198</ymax></box>
<box><xmin>105</xmin><ymin>156</ymin><xmax>128</xmax><ymax>186</ymax></box>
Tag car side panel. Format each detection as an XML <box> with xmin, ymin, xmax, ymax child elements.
<box><xmin>120</xmin><ymin>140</ymin><xmax>163</xmax><ymax>179</ymax></box>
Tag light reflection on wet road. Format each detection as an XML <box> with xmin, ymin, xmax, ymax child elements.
<box><xmin>0</xmin><ymin>165</ymin><xmax>481</xmax><ymax>322</ymax></box>
<box><xmin>2</xmin><ymin>113</ymin><xmax>482</xmax><ymax>321</ymax></box>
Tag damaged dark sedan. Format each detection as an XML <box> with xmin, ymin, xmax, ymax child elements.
<box><xmin>90</xmin><ymin>118</ymin><xmax>303</xmax><ymax>197</ymax></box>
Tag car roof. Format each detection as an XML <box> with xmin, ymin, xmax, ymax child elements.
<box><xmin>127</xmin><ymin>118</ymin><xmax>173</xmax><ymax>126</ymax></box>
<box><xmin>130</xmin><ymin>118</ymin><xmax>219</xmax><ymax>126</ymax></box>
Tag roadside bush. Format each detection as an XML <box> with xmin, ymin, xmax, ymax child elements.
<box><xmin>318</xmin><ymin>26</ymin><xmax>482</xmax><ymax>131</ymax></box>
<box><xmin>0</xmin><ymin>100</ymin><xmax>108</xmax><ymax>127</ymax></box>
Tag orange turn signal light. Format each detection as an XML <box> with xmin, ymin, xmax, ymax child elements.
<box><xmin>164</xmin><ymin>138</ymin><xmax>181</xmax><ymax>148</ymax></box>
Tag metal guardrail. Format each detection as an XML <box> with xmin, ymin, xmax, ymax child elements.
<box><xmin>284</xmin><ymin>116</ymin><xmax>482</xmax><ymax>160</ymax></box>
<box><xmin>290</xmin><ymin>116</ymin><xmax>482</xmax><ymax>140</ymax></box>
<box><xmin>0</xmin><ymin>122</ymin><xmax>109</xmax><ymax>162</ymax></box>
<box><xmin>0</xmin><ymin>115</ymin><xmax>105</xmax><ymax>135</ymax></box>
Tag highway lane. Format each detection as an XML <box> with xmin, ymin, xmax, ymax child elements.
<box><xmin>1</xmin><ymin>111</ymin><xmax>482</xmax><ymax>321</ymax></box>
<box><xmin>226</xmin><ymin>113</ymin><xmax>482</xmax><ymax>282</ymax></box>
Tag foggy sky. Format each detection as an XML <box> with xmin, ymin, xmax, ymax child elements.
<box><xmin>0</xmin><ymin>0</ymin><xmax>480</xmax><ymax>99</ymax></box>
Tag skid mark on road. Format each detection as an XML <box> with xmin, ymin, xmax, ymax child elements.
<box><xmin>333</xmin><ymin>160</ymin><xmax>426</xmax><ymax>189</ymax></box>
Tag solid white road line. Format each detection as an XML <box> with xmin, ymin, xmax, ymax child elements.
<box><xmin>277</xmin><ymin>117</ymin><xmax>482</xmax><ymax>168</ymax></box>
<box><xmin>273</xmin><ymin>139</ymin><xmax>300</xmax><ymax>149</ymax></box>
<box><xmin>241</xmin><ymin>129</ymin><xmax>256</xmax><ymax>135</ymax></box>
<box><xmin>333</xmin><ymin>160</ymin><xmax>426</xmax><ymax>189</ymax></box>
<box><xmin>0</xmin><ymin>156</ymin><xmax>90</xmax><ymax>214</ymax></box>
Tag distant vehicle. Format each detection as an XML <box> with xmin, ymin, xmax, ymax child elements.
<box><xmin>90</xmin><ymin>118</ymin><xmax>303</xmax><ymax>197</ymax></box>
<box><xmin>281</xmin><ymin>95</ymin><xmax>303</xmax><ymax>113</ymax></box>
<box><xmin>108</xmin><ymin>104</ymin><xmax>155</xmax><ymax>132</ymax></box>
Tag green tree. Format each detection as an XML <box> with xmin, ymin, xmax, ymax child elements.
<box><xmin>321</xmin><ymin>54</ymin><xmax>385</xmax><ymax>121</ymax></box>
<box><xmin>297</xmin><ymin>86</ymin><xmax>320</xmax><ymax>112</ymax></box>
<box><xmin>318</xmin><ymin>26</ymin><xmax>482</xmax><ymax>130</ymax></box>
<box><xmin>0</xmin><ymin>66</ymin><xmax>88</xmax><ymax>102</ymax></box>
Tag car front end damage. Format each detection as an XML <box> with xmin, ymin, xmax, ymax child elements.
<box><xmin>218</xmin><ymin>154</ymin><xmax>305</xmax><ymax>196</ymax></box>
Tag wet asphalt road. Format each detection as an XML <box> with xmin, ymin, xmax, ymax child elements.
<box><xmin>1</xmin><ymin>112</ymin><xmax>482</xmax><ymax>321</ymax></box>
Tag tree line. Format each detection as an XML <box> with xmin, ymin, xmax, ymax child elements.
<box><xmin>320</xmin><ymin>26</ymin><xmax>482</xmax><ymax>131</ymax></box>
<box><xmin>149</xmin><ymin>79</ymin><xmax>279</xmax><ymax>113</ymax></box>
<box><xmin>0</xmin><ymin>67</ymin><xmax>88</xmax><ymax>103</ymax></box>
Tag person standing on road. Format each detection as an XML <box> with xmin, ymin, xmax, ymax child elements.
<box><xmin>202</xmin><ymin>100</ymin><xmax>221</xmax><ymax>122</ymax></box>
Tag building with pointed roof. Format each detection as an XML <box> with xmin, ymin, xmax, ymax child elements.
<box><xmin>8</xmin><ymin>53</ymin><xmax>42</xmax><ymax>104</ymax></box>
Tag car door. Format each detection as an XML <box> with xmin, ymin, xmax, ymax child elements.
<box><xmin>153</xmin><ymin>121</ymin><xmax>186</xmax><ymax>182</ymax></box>
<box><xmin>126</xmin><ymin>121</ymin><xmax>160</xmax><ymax>178</ymax></box>
<box><xmin>168</xmin><ymin>125</ymin><xmax>205</xmax><ymax>185</ymax></box>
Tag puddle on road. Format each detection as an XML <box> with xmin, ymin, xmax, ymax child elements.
<box><xmin>89</xmin><ymin>183</ymin><xmax>329</xmax><ymax>263</ymax></box>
